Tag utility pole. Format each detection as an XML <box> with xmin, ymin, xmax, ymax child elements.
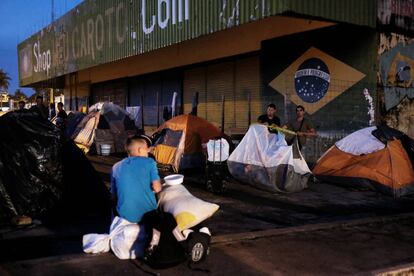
<box><xmin>50</xmin><ymin>0</ymin><xmax>55</xmax><ymax>105</ymax></box>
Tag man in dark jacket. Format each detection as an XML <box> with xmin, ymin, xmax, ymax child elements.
<box><xmin>257</xmin><ymin>103</ymin><xmax>280</xmax><ymax>127</ymax></box>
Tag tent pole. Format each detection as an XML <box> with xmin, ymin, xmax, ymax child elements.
<box><xmin>191</xmin><ymin>92</ymin><xmax>199</xmax><ymax>116</ymax></box>
<box><xmin>221</xmin><ymin>95</ymin><xmax>225</xmax><ymax>134</ymax></box>
<box><xmin>157</xmin><ymin>91</ymin><xmax>160</xmax><ymax>128</ymax></box>
<box><xmin>69</xmin><ymin>74</ymin><xmax>73</xmax><ymax>110</ymax></box>
<box><xmin>75</xmin><ymin>73</ymin><xmax>78</xmax><ymax>112</ymax></box>
<box><xmin>141</xmin><ymin>94</ymin><xmax>145</xmax><ymax>133</ymax></box>
<box><xmin>248</xmin><ymin>92</ymin><xmax>251</xmax><ymax>127</ymax></box>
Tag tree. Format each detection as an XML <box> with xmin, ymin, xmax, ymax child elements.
<box><xmin>0</xmin><ymin>69</ymin><xmax>11</xmax><ymax>91</ymax></box>
<box><xmin>12</xmin><ymin>89</ymin><xmax>28</xmax><ymax>102</ymax></box>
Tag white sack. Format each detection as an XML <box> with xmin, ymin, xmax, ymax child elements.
<box><xmin>207</xmin><ymin>138</ymin><xmax>230</xmax><ymax>162</ymax></box>
<box><xmin>159</xmin><ymin>184</ymin><xmax>219</xmax><ymax>231</ymax></box>
<box><xmin>82</xmin><ymin>216</ymin><xmax>145</xmax><ymax>260</ymax></box>
<box><xmin>82</xmin><ymin>233</ymin><xmax>110</xmax><ymax>254</ymax></box>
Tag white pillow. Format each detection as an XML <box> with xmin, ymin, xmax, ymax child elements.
<box><xmin>159</xmin><ymin>185</ymin><xmax>219</xmax><ymax>231</ymax></box>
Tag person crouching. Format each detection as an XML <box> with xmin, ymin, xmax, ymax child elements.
<box><xmin>110</xmin><ymin>136</ymin><xmax>162</xmax><ymax>223</ymax></box>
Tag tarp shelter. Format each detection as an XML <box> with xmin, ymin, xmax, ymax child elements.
<box><xmin>0</xmin><ymin>111</ymin><xmax>110</xmax><ymax>221</ymax></box>
<box><xmin>0</xmin><ymin>111</ymin><xmax>63</xmax><ymax>220</ymax></box>
<box><xmin>152</xmin><ymin>115</ymin><xmax>222</xmax><ymax>171</ymax></box>
<box><xmin>72</xmin><ymin>102</ymin><xmax>137</xmax><ymax>154</ymax></box>
<box><xmin>313</xmin><ymin>126</ymin><xmax>414</xmax><ymax>197</ymax></box>
<box><xmin>227</xmin><ymin>124</ymin><xmax>311</xmax><ymax>193</ymax></box>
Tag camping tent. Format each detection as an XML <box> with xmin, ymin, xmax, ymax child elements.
<box><xmin>152</xmin><ymin>114</ymin><xmax>222</xmax><ymax>171</ymax></box>
<box><xmin>64</xmin><ymin>111</ymin><xmax>86</xmax><ymax>138</ymax></box>
<box><xmin>227</xmin><ymin>124</ymin><xmax>311</xmax><ymax>193</ymax></box>
<box><xmin>51</xmin><ymin>111</ymin><xmax>86</xmax><ymax>138</ymax></box>
<box><xmin>72</xmin><ymin>102</ymin><xmax>137</xmax><ymax>153</ymax></box>
<box><xmin>313</xmin><ymin>125</ymin><xmax>414</xmax><ymax>197</ymax></box>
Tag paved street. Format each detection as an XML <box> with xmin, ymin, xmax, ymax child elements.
<box><xmin>1</xmin><ymin>155</ymin><xmax>414</xmax><ymax>275</ymax></box>
<box><xmin>89</xmin><ymin>155</ymin><xmax>414</xmax><ymax>235</ymax></box>
<box><xmin>2</xmin><ymin>0</ymin><xmax>414</xmax><ymax>275</ymax></box>
<box><xmin>2</xmin><ymin>214</ymin><xmax>414</xmax><ymax>275</ymax></box>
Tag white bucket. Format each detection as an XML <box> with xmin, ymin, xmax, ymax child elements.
<box><xmin>100</xmin><ymin>144</ymin><xmax>111</xmax><ymax>156</ymax></box>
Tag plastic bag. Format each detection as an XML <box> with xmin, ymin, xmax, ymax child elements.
<box><xmin>0</xmin><ymin>111</ymin><xmax>63</xmax><ymax>220</ymax></box>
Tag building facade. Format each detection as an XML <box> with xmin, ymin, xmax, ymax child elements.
<box><xmin>18</xmin><ymin>0</ymin><xmax>414</xmax><ymax>161</ymax></box>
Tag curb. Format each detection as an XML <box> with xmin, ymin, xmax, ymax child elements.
<box><xmin>211</xmin><ymin>212</ymin><xmax>414</xmax><ymax>245</ymax></box>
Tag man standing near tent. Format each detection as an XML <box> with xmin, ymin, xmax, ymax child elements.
<box><xmin>284</xmin><ymin>105</ymin><xmax>317</xmax><ymax>151</ymax></box>
<box><xmin>56</xmin><ymin>102</ymin><xmax>67</xmax><ymax>128</ymax></box>
<box><xmin>257</xmin><ymin>103</ymin><xmax>281</xmax><ymax>126</ymax></box>
<box><xmin>110</xmin><ymin>136</ymin><xmax>162</xmax><ymax>223</ymax></box>
<box><xmin>30</xmin><ymin>96</ymin><xmax>48</xmax><ymax>120</ymax></box>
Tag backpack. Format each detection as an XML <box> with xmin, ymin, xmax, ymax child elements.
<box><xmin>141</xmin><ymin>210</ymin><xmax>211</xmax><ymax>269</ymax></box>
<box><xmin>185</xmin><ymin>229</ymin><xmax>211</xmax><ymax>263</ymax></box>
<box><xmin>141</xmin><ymin>210</ymin><xmax>187</xmax><ymax>269</ymax></box>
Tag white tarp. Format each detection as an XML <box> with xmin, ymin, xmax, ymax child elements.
<box><xmin>336</xmin><ymin>126</ymin><xmax>385</xmax><ymax>155</ymax></box>
<box><xmin>228</xmin><ymin>124</ymin><xmax>310</xmax><ymax>174</ymax></box>
<box><xmin>227</xmin><ymin>124</ymin><xmax>311</xmax><ymax>192</ymax></box>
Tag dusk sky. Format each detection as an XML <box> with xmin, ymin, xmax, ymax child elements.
<box><xmin>0</xmin><ymin>0</ymin><xmax>83</xmax><ymax>96</ymax></box>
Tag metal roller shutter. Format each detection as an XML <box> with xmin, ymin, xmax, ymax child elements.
<box><xmin>183</xmin><ymin>56</ymin><xmax>261</xmax><ymax>133</ymax></box>
<box><xmin>206</xmin><ymin>62</ymin><xmax>234</xmax><ymax>129</ymax></box>
<box><xmin>91</xmin><ymin>79</ymin><xmax>127</xmax><ymax>108</ymax></box>
<box><xmin>234</xmin><ymin>57</ymin><xmax>261</xmax><ymax>131</ymax></box>
<box><xmin>129</xmin><ymin>70</ymin><xmax>183</xmax><ymax>127</ymax></box>
<box><xmin>183</xmin><ymin>67</ymin><xmax>207</xmax><ymax>118</ymax></box>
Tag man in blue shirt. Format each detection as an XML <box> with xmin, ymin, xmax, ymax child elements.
<box><xmin>111</xmin><ymin>136</ymin><xmax>161</xmax><ymax>223</ymax></box>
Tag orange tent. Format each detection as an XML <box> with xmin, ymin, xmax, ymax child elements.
<box><xmin>152</xmin><ymin>115</ymin><xmax>222</xmax><ymax>171</ymax></box>
<box><xmin>313</xmin><ymin>126</ymin><xmax>414</xmax><ymax>197</ymax></box>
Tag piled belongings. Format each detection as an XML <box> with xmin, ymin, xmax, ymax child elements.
<box><xmin>83</xmin><ymin>174</ymin><xmax>218</xmax><ymax>268</ymax></box>
<box><xmin>72</xmin><ymin>102</ymin><xmax>137</xmax><ymax>154</ymax></box>
<box><xmin>152</xmin><ymin>114</ymin><xmax>222</xmax><ymax>171</ymax></box>
<box><xmin>0</xmin><ymin>111</ymin><xmax>110</xmax><ymax>222</ymax></box>
<box><xmin>313</xmin><ymin>125</ymin><xmax>414</xmax><ymax>197</ymax></box>
<box><xmin>227</xmin><ymin>124</ymin><xmax>311</xmax><ymax>193</ymax></box>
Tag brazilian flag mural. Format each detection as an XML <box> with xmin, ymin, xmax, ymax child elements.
<box><xmin>261</xmin><ymin>25</ymin><xmax>377</xmax><ymax>131</ymax></box>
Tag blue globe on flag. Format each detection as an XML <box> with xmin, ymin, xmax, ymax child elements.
<box><xmin>294</xmin><ymin>58</ymin><xmax>330</xmax><ymax>103</ymax></box>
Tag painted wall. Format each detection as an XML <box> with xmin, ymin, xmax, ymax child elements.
<box><xmin>378</xmin><ymin>0</ymin><xmax>414</xmax><ymax>33</ymax></box>
<box><xmin>261</xmin><ymin>25</ymin><xmax>377</xmax><ymax>162</ymax></box>
<box><xmin>262</xmin><ymin>25</ymin><xmax>377</xmax><ymax>130</ymax></box>
<box><xmin>378</xmin><ymin>32</ymin><xmax>414</xmax><ymax>139</ymax></box>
